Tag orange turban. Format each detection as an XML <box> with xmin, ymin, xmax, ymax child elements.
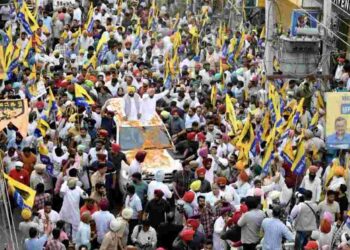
<box><xmin>239</xmin><ymin>171</ymin><xmax>249</xmax><ymax>182</ymax></box>
<box><xmin>320</xmin><ymin>219</ymin><xmax>331</xmax><ymax>234</ymax></box>
<box><xmin>235</xmin><ymin>161</ymin><xmax>245</xmax><ymax>171</ymax></box>
<box><xmin>216</xmin><ymin>177</ymin><xmax>227</xmax><ymax>186</ymax></box>
<box><xmin>334</xmin><ymin>166</ymin><xmax>345</xmax><ymax>177</ymax></box>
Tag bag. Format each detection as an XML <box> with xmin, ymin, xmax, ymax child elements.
<box><xmin>133</xmin><ymin>225</ymin><xmax>142</xmax><ymax>245</ymax></box>
<box><xmin>304</xmin><ymin>202</ymin><xmax>320</xmax><ymax>227</ymax></box>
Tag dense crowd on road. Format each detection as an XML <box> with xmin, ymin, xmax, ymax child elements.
<box><xmin>2</xmin><ymin>0</ymin><xmax>350</xmax><ymax>250</ymax></box>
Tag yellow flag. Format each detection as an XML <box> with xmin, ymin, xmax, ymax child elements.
<box><xmin>291</xmin><ymin>140</ymin><xmax>306</xmax><ymax>175</ymax></box>
<box><xmin>225</xmin><ymin>94</ymin><xmax>238</xmax><ymax>132</ymax></box>
<box><xmin>309</xmin><ymin>112</ymin><xmax>319</xmax><ymax>129</ymax></box>
<box><xmin>216</xmin><ymin>22</ymin><xmax>223</xmax><ymax>48</ymax></box>
<box><xmin>261</xmin><ymin>111</ymin><xmax>270</xmax><ymax>140</ymax></box>
<box><xmin>36</xmin><ymin>118</ymin><xmax>50</xmax><ymax>137</ymax></box>
<box><xmin>4</xmin><ymin>173</ymin><xmax>36</xmax><ymax>208</ymax></box>
<box><xmin>237</xmin><ymin>113</ymin><xmax>251</xmax><ymax>145</ymax></box>
<box><xmin>326</xmin><ymin>160</ymin><xmax>340</xmax><ymax>186</ymax></box>
<box><xmin>84</xmin><ymin>4</ymin><xmax>94</xmax><ymax>31</ymax></box>
<box><xmin>211</xmin><ymin>85</ymin><xmax>217</xmax><ymax>107</ymax></box>
<box><xmin>148</xmin><ymin>0</ymin><xmax>156</xmax><ymax>29</ymax></box>
<box><xmin>75</xmin><ymin>84</ymin><xmax>95</xmax><ymax>105</ymax></box>
<box><xmin>273</xmin><ymin>56</ymin><xmax>280</xmax><ymax>71</ymax></box>
<box><xmin>315</xmin><ymin>91</ymin><xmax>324</xmax><ymax>109</ymax></box>
<box><xmin>261</xmin><ymin>127</ymin><xmax>276</xmax><ymax>173</ymax></box>
<box><xmin>22</xmin><ymin>2</ymin><xmax>39</xmax><ymax>32</ymax></box>
<box><xmin>0</xmin><ymin>46</ymin><xmax>5</xmax><ymax>72</ymax></box>
<box><xmin>228</xmin><ymin>37</ymin><xmax>237</xmax><ymax>53</ymax></box>
<box><xmin>6</xmin><ymin>25</ymin><xmax>12</xmax><ymax>42</ymax></box>
<box><xmin>29</xmin><ymin>64</ymin><xmax>37</xmax><ymax>80</ymax></box>
<box><xmin>72</xmin><ymin>28</ymin><xmax>81</xmax><ymax>39</ymax></box>
<box><xmin>96</xmin><ymin>33</ymin><xmax>109</xmax><ymax>53</ymax></box>
<box><xmin>5</xmin><ymin>42</ymin><xmax>14</xmax><ymax>69</ymax></box>
<box><xmin>280</xmin><ymin>81</ymin><xmax>288</xmax><ymax>100</ymax></box>
<box><xmin>172</xmin><ymin>13</ymin><xmax>180</xmax><ymax>29</ymax></box>
<box><xmin>281</xmin><ymin>138</ymin><xmax>294</xmax><ymax>166</ymax></box>
<box><xmin>172</xmin><ymin>31</ymin><xmax>182</xmax><ymax>51</ymax></box>
<box><xmin>260</xmin><ymin>25</ymin><xmax>265</xmax><ymax>39</ymax></box>
<box><xmin>234</xmin><ymin>31</ymin><xmax>245</xmax><ymax>61</ymax></box>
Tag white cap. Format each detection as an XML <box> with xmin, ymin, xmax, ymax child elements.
<box><xmin>15</xmin><ymin>161</ymin><xmax>24</xmax><ymax>167</ymax></box>
<box><xmin>70</xmin><ymin>54</ymin><xmax>77</xmax><ymax>60</ymax></box>
<box><xmin>110</xmin><ymin>218</ymin><xmax>122</xmax><ymax>232</ymax></box>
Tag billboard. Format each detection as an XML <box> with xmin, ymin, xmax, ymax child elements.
<box><xmin>290</xmin><ymin>9</ymin><xmax>319</xmax><ymax>36</ymax></box>
<box><xmin>326</xmin><ymin>93</ymin><xmax>350</xmax><ymax>149</ymax></box>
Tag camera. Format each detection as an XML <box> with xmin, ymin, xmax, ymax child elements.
<box><xmin>176</xmin><ymin>200</ymin><xmax>185</xmax><ymax>213</ymax></box>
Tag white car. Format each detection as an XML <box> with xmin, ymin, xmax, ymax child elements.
<box><xmin>104</xmin><ymin>98</ymin><xmax>182</xmax><ymax>193</ymax></box>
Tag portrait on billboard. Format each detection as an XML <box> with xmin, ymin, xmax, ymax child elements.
<box><xmin>290</xmin><ymin>9</ymin><xmax>320</xmax><ymax>36</ymax></box>
<box><xmin>326</xmin><ymin>93</ymin><xmax>350</xmax><ymax>149</ymax></box>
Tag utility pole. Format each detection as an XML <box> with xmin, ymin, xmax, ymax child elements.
<box><xmin>264</xmin><ymin>0</ymin><xmax>276</xmax><ymax>76</ymax></box>
<box><xmin>322</xmin><ymin>0</ymin><xmax>332</xmax><ymax>76</ymax></box>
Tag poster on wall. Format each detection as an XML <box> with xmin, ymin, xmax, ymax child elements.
<box><xmin>290</xmin><ymin>9</ymin><xmax>320</xmax><ymax>36</ymax></box>
<box><xmin>326</xmin><ymin>93</ymin><xmax>350</xmax><ymax>149</ymax></box>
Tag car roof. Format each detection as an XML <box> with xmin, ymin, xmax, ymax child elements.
<box><xmin>105</xmin><ymin>98</ymin><xmax>163</xmax><ymax>127</ymax></box>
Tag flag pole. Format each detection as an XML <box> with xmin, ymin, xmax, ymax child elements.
<box><xmin>0</xmin><ymin>155</ymin><xmax>19</xmax><ymax>250</ymax></box>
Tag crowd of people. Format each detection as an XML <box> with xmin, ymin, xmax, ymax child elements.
<box><xmin>2</xmin><ymin>0</ymin><xmax>350</xmax><ymax>249</ymax></box>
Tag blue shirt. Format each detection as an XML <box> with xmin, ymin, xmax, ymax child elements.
<box><xmin>75</xmin><ymin>222</ymin><xmax>91</xmax><ymax>249</ymax></box>
<box><xmin>92</xmin><ymin>210</ymin><xmax>115</xmax><ymax>243</ymax></box>
<box><xmin>261</xmin><ymin>218</ymin><xmax>294</xmax><ymax>250</ymax></box>
<box><xmin>326</xmin><ymin>133</ymin><xmax>350</xmax><ymax>145</ymax></box>
<box><xmin>104</xmin><ymin>51</ymin><xmax>116</xmax><ymax>65</ymax></box>
<box><xmin>24</xmin><ymin>235</ymin><xmax>48</xmax><ymax>250</ymax></box>
<box><xmin>43</xmin><ymin>16</ymin><xmax>52</xmax><ymax>33</ymax></box>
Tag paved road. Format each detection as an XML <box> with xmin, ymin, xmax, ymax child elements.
<box><xmin>0</xmin><ymin>204</ymin><xmax>24</xmax><ymax>250</ymax></box>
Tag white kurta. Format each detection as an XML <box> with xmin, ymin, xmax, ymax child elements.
<box><xmin>59</xmin><ymin>185</ymin><xmax>87</xmax><ymax>241</ymax></box>
<box><xmin>128</xmin><ymin>159</ymin><xmax>141</xmax><ymax>177</ymax></box>
<box><xmin>300</xmin><ymin>176</ymin><xmax>322</xmax><ymax>203</ymax></box>
<box><xmin>140</xmin><ymin>90</ymin><xmax>169</xmax><ymax>122</ymax></box>
<box><xmin>128</xmin><ymin>98</ymin><xmax>138</xmax><ymax>120</ymax></box>
<box><xmin>147</xmin><ymin>181</ymin><xmax>172</xmax><ymax>201</ymax></box>
<box><xmin>329</xmin><ymin>177</ymin><xmax>346</xmax><ymax>191</ymax></box>
<box><xmin>213</xmin><ymin>216</ymin><xmax>226</xmax><ymax>250</ymax></box>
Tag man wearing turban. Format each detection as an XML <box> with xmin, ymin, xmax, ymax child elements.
<box><xmin>123</xmin><ymin>85</ymin><xmax>141</xmax><ymax>121</ymax></box>
<box><xmin>140</xmin><ymin>87</ymin><xmax>170</xmax><ymax>122</ymax></box>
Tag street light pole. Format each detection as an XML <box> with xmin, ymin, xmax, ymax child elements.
<box><xmin>264</xmin><ymin>0</ymin><xmax>277</xmax><ymax>76</ymax></box>
<box><xmin>322</xmin><ymin>0</ymin><xmax>332</xmax><ymax>76</ymax></box>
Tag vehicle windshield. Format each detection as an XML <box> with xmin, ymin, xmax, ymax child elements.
<box><xmin>119</xmin><ymin>126</ymin><xmax>173</xmax><ymax>151</ymax></box>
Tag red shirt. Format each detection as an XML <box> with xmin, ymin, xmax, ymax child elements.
<box><xmin>80</xmin><ymin>203</ymin><xmax>99</xmax><ymax>216</ymax></box>
<box><xmin>9</xmin><ymin>168</ymin><xmax>29</xmax><ymax>186</ymax></box>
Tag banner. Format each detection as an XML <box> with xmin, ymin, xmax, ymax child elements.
<box><xmin>0</xmin><ymin>99</ymin><xmax>29</xmax><ymax>137</ymax></box>
<box><xmin>53</xmin><ymin>0</ymin><xmax>76</xmax><ymax>10</ymax></box>
<box><xmin>290</xmin><ymin>9</ymin><xmax>319</xmax><ymax>36</ymax></box>
<box><xmin>326</xmin><ymin>93</ymin><xmax>350</xmax><ymax>149</ymax></box>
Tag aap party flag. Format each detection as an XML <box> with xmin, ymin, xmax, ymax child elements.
<box><xmin>4</xmin><ymin>173</ymin><xmax>36</xmax><ymax>209</ymax></box>
<box><xmin>38</xmin><ymin>143</ymin><xmax>54</xmax><ymax>176</ymax></box>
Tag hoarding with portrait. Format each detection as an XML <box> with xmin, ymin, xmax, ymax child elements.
<box><xmin>326</xmin><ymin>92</ymin><xmax>350</xmax><ymax>149</ymax></box>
